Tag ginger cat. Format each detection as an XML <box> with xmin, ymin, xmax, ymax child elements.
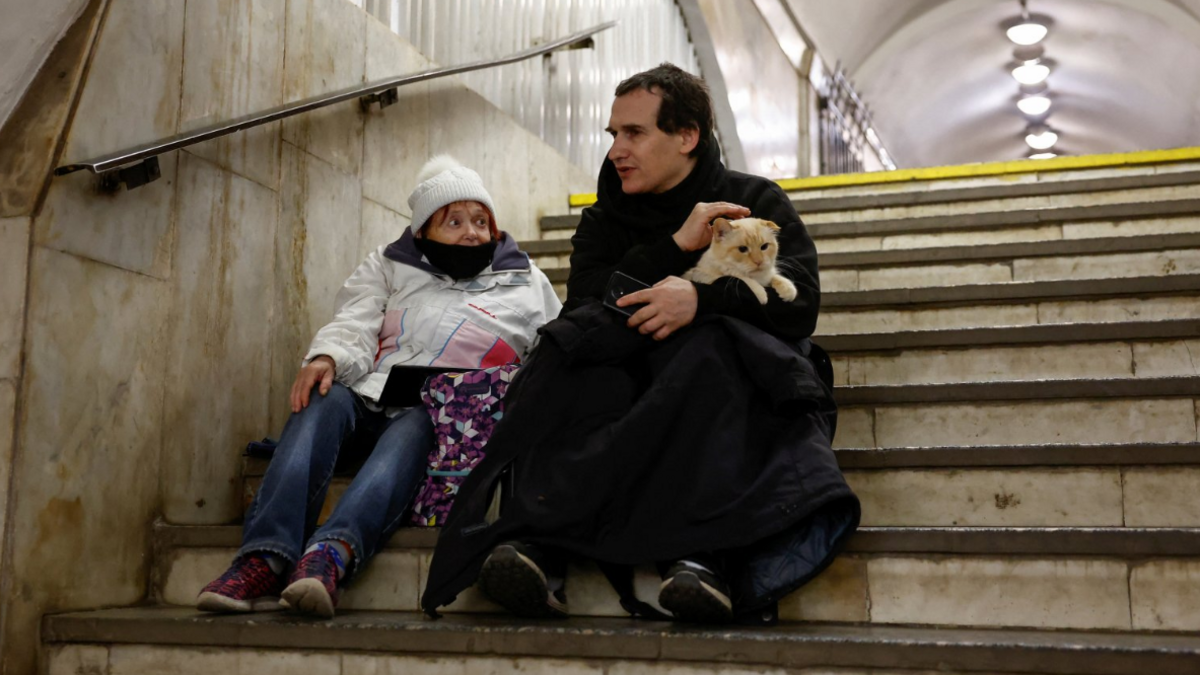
<box><xmin>683</xmin><ymin>217</ymin><xmax>797</xmax><ymax>305</ymax></box>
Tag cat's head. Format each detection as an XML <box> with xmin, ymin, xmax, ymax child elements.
<box><xmin>710</xmin><ymin>217</ymin><xmax>781</xmax><ymax>273</ymax></box>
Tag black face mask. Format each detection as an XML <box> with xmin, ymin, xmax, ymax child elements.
<box><xmin>413</xmin><ymin>237</ymin><xmax>498</xmax><ymax>280</ymax></box>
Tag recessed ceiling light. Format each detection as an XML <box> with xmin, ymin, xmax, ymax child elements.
<box><xmin>1007</xmin><ymin>21</ymin><xmax>1049</xmax><ymax>45</ymax></box>
<box><xmin>1018</xmin><ymin>95</ymin><xmax>1052</xmax><ymax>116</ymax></box>
<box><xmin>1025</xmin><ymin>125</ymin><xmax>1059</xmax><ymax>150</ymax></box>
<box><xmin>1028</xmin><ymin>152</ymin><xmax>1058</xmax><ymax>160</ymax></box>
<box><xmin>1013</xmin><ymin>61</ymin><xmax>1051</xmax><ymax>85</ymax></box>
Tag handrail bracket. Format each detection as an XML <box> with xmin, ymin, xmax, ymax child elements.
<box><xmin>360</xmin><ymin>88</ymin><xmax>399</xmax><ymax>112</ymax></box>
<box><xmin>98</xmin><ymin>156</ymin><xmax>161</xmax><ymax>193</ymax></box>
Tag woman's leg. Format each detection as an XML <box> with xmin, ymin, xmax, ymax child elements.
<box><xmin>280</xmin><ymin>405</ymin><xmax>433</xmax><ymax>616</ymax></box>
<box><xmin>237</xmin><ymin>382</ymin><xmax>361</xmax><ymax>564</ymax></box>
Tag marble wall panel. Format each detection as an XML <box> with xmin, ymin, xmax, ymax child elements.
<box><xmin>47</xmin><ymin>644</ymin><xmax>109</xmax><ymax>675</ymax></box>
<box><xmin>482</xmin><ymin>112</ymin><xmax>532</xmax><ymax>243</ymax></box>
<box><xmin>868</xmin><ymin>557</ymin><xmax>1130</xmax><ymax>630</ymax></box>
<box><xmin>1132</xmin><ymin>340</ymin><xmax>1200</xmax><ymax>377</ymax></box>
<box><xmin>847</xmin><ymin>468</ymin><xmax>1124</xmax><ymax>527</ymax></box>
<box><xmin>179</xmin><ymin>0</ymin><xmax>286</xmax><ymax>189</ymax></box>
<box><xmin>879</xmin><ymin>225</ymin><xmax>1062</xmax><ymax>251</ymax></box>
<box><xmin>1036</xmin><ymin>296</ymin><xmax>1200</xmax><ymax>325</ymax></box>
<box><xmin>527</xmin><ymin>135</ymin><xmax>579</xmax><ymax>239</ymax></box>
<box><xmin>270</xmin><ymin>144</ymin><xmax>363</xmax><ymax>430</ymax></box>
<box><xmin>1123</xmin><ymin>468</ymin><xmax>1200</xmax><ymax>527</ymax></box>
<box><xmin>361</xmin><ymin>18</ymin><xmax>431</xmax><ymax>218</ymax></box>
<box><xmin>857</xmin><ymin>263</ymin><xmax>1012</xmax><ymax>291</ymax></box>
<box><xmin>1063</xmin><ymin>216</ymin><xmax>1200</xmax><ymax>239</ymax></box>
<box><xmin>0</xmin><ymin>217</ymin><xmax>30</xmax><ymax>379</ymax></box>
<box><xmin>1130</xmin><ymin>560</ymin><xmax>1200</xmax><ymax>631</ymax></box>
<box><xmin>4</xmin><ymin>247</ymin><xmax>168</xmax><ymax>674</ymax></box>
<box><xmin>281</xmin><ymin>0</ymin><xmax>366</xmax><ymax>177</ymax></box>
<box><xmin>161</xmin><ymin>152</ymin><xmax>278</xmax><ymax>524</ymax></box>
<box><xmin>843</xmin><ymin>343</ymin><xmax>1133</xmax><ymax>386</ymax></box>
<box><xmin>816</xmin><ymin>304</ymin><xmax>1039</xmax><ymax>336</ymax></box>
<box><xmin>426</xmin><ymin>78</ymin><xmax>489</xmax><ymax>178</ymax></box>
<box><xmin>778</xmin><ymin>556</ymin><xmax>869</xmax><ymax>622</ymax></box>
<box><xmin>108</xmin><ymin>646</ymin><xmax>339</xmax><ymax>675</ymax></box>
<box><xmin>360</xmin><ymin>199</ymin><xmax>409</xmax><ymax>263</ymax></box>
<box><xmin>875</xmin><ymin>399</ymin><xmax>1197</xmax><ymax>448</ymax></box>
<box><xmin>0</xmin><ymin>382</ymin><xmax>15</xmax><ymax>577</ymax></box>
<box><xmin>1014</xmin><ymin>249</ymin><xmax>1200</xmax><ymax>283</ymax></box>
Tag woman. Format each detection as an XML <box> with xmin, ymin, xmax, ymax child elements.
<box><xmin>197</xmin><ymin>156</ymin><xmax>561</xmax><ymax>618</ymax></box>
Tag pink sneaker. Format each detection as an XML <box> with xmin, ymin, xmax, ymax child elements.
<box><xmin>280</xmin><ymin>544</ymin><xmax>343</xmax><ymax>618</ymax></box>
<box><xmin>197</xmin><ymin>555</ymin><xmax>284</xmax><ymax>613</ymax></box>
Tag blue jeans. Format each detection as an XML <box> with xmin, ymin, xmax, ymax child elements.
<box><xmin>238</xmin><ymin>382</ymin><xmax>432</xmax><ymax>579</ymax></box>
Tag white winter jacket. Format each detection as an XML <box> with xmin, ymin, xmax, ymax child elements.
<box><xmin>303</xmin><ymin>231</ymin><xmax>562</xmax><ymax>403</ymax></box>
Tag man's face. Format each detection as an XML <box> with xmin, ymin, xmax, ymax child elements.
<box><xmin>605</xmin><ymin>88</ymin><xmax>698</xmax><ymax>195</ymax></box>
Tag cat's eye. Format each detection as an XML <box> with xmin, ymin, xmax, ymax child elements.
<box><xmin>761</xmin><ymin>244</ymin><xmax>769</xmax><ymax>251</ymax></box>
<box><xmin>738</xmin><ymin>246</ymin><xmax>748</xmax><ymax>253</ymax></box>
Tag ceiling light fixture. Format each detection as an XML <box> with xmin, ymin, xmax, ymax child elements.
<box><xmin>1028</xmin><ymin>152</ymin><xmax>1058</xmax><ymax>160</ymax></box>
<box><xmin>1012</xmin><ymin>61</ymin><xmax>1051</xmax><ymax>85</ymax></box>
<box><xmin>1025</xmin><ymin>124</ymin><xmax>1059</xmax><ymax>150</ymax></box>
<box><xmin>1018</xmin><ymin>94</ymin><xmax>1052</xmax><ymax>116</ymax></box>
<box><xmin>1002</xmin><ymin>1</ymin><xmax>1052</xmax><ymax>45</ymax></box>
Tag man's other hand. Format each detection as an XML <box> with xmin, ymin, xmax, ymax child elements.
<box><xmin>619</xmin><ymin>276</ymin><xmax>698</xmax><ymax>340</ymax></box>
<box><xmin>291</xmin><ymin>355</ymin><xmax>336</xmax><ymax>413</ymax></box>
<box><xmin>672</xmin><ymin>201</ymin><xmax>750</xmax><ymax>252</ymax></box>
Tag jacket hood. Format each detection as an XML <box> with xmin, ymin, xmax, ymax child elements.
<box><xmin>595</xmin><ymin>134</ymin><xmax>725</xmax><ymax>233</ymax></box>
<box><xmin>383</xmin><ymin>229</ymin><xmax>530</xmax><ymax>276</ymax></box>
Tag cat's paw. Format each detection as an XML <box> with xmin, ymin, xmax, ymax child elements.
<box><xmin>772</xmin><ymin>276</ymin><xmax>797</xmax><ymax>302</ymax></box>
<box><xmin>750</xmin><ymin>284</ymin><xmax>769</xmax><ymax>304</ymax></box>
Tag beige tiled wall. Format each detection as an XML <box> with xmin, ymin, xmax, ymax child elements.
<box><xmin>3</xmin><ymin>0</ymin><xmax>592</xmax><ymax>670</ymax></box>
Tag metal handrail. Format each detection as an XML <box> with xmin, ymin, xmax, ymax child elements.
<box><xmin>54</xmin><ymin>21</ymin><xmax>617</xmax><ymax>186</ymax></box>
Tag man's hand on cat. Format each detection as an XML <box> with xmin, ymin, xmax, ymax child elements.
<box><xmin>620</xmin><ymin>276</ymin><xmax>698</xmax><ymax>340</ymax></box>
<box><xmin>672</xmin><ymin>201</ymin><xmax>750</xmax><ymax>252</ymax></box>
<box><xmin>291</xmin><ymin>355</ymin><xmax>336</xmax><ymax>412</ymax></box>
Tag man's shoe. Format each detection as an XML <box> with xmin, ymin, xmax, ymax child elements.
<box><xmin>477</xmin><ymin>542</ymin><xmax>568</xmax><ymax>618</ymax></box>
<box><xmin>280</xmin><ymin>545</ymin><xmax>342</xmax><ymax>618</ymax></box>
<box><xmin>197</xmin><ymin>555</ymin><xmax>284</xmax><ymax>613</ymax></box>
<box><xmin>658</xmin><ymin>559</ymin><xmax>733</xmax><ymax>623</ymax></box>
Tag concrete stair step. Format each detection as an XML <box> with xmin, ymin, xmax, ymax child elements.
<box><xmin>835</xmin><ymin>375</ymin><xmax>1200</xmax><ymax>405</ymax></box>
<box><xmin>831</xmin><ymin>338</ymin><xmax>1200</xmax><ymax>388</ymax></box>
<box><xmin>43</xmin><ymin>606</ymin><xmax>1200</xmax><ymax>675</ymax></box>
<box><xmin>786</xmin><ymin>165</ymin><xmax>1200</xmax><ymax>214</ymax></box>
<box><xmin>153</xmin><ymin>523</ymin><xmax>1200</xmax><ymax>632</ymax></box>
<box><xmin>835</xmin><ymin>442</ymin><xmax>1200</xmax><ymax>469</ymax></box>
<box><xmin>819</xmin><ymin>318</ymin><xmax>1200</xmax><ymax>352</ymax></box>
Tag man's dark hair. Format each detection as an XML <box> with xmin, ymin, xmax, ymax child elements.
<box><xmin>615</xmin><ymin>63</ymin><xmax>714</xmax><ymax>157</ymax></box>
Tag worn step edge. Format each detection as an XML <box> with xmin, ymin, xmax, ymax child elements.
<box><xmin>527</xmin><ymin>232</ymin><xmax>1200</xmax><ymax>269</ymax></box>
<box><xmin>153</xmin><ymin>523</ymin><xmax>1200</xmax><ymax>556</ymax></box>
<box><xmin>835</xmin><ymin>375</ymin><xmax>1200</xmax><ymax>405</ymax></box>
<box><xmin>240</xmin><ymin>443</ymin><xmax>1200</xmax><ymax>477</ymax></box>
<box><xmin>40</xmin><ymin>607</ymin><xmax>1200</xmax><ymax>675</ymax></box>
<box><xmin>787</xmin><ymin>169</ymin><xmax>1200</xmax><ymax>214</ymax></box>
<box><xmin>823</xmin><ymin>273</ymin><xmax>1200</xmax><ymax>308</ymax></box>
<box><xmin>835</xmin><ymin>443</ymin><xmax>1200</xmax><ymax>469</ymax></box>
<box><xmin>540</xmin><ymin>198</ymin><xmax>1200</xmax><ymax>238</ymax></box>
<box><xmin>816</xmin><ymin>319</ymin><xmax>1200</xmax><ymax>352</ymax></box>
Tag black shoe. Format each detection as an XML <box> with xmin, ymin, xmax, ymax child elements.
<box><xmin>477</xmin><ymin>542</ymin><xmax>568</xmax><ymax>618</ymax></box>
<box><xmin>658</xmin><ymin>559</ymin><xmax>733</xmax><ymax>623</ymax></box>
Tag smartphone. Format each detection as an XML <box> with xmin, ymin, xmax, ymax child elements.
<box><xmin>603</xmin><ymin>271</ymin><xmax>650</xmax><ymax>317</ymax></box>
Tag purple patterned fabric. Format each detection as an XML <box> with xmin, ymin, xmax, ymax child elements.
<box><xmin>409</xmin><ymin>365</ymin><xmax>519</xmax><ymax>527</ymax></box>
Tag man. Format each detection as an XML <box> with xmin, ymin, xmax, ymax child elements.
<box><xmin>421</xmin><ymin>64</ymin><xmax>859</xmax><ymax>624</ymax></box>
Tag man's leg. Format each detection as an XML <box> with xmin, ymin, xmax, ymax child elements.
<box><xmin>477</xmin><ymin>541</ymin><xmax>570</xmax><ymax>618</ymax></box>
<box><xmin>281</xmin><ymin>406</ymin><xmax>434</xmax><ymax>617</ymax></box>
<box><xmin>197</xmin><ymin>383</ymin><xmax>360</xmax><ymax>613</ymax></box>
<box><xmin>658</xmin><ymin>552</ymin><xmax>733</xmax><ymax>623</ymax></box>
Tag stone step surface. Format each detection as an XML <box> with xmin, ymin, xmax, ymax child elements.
<box><xmin>155</xmin><ymin>524</ymin><xmax>1200</xmax><ymax>632</ymax></box>
<box><xmin>43</xmin><ymin>607</ymin><xmax>1200</xmax><ymax>675</ymax></box>
<box><xmin>819</xmin><ymin>318</ymin><xmax>1200</xmax><ymax>352</ymax></box>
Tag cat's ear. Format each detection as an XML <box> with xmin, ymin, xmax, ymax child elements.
<box><xmin>712</xmin><ymin>218</ymin><xmax>733</xmax><ymax>240</ymax></box>
<box><xmin>763</xmin><ymin>219</ymin><xmax>781</xmax><ymax>232</ymax></box>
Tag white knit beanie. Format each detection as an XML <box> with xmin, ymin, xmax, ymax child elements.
<box><xmin>407</xmin><ymin>155</ymin><xmax>497</xmax><ymax>234</ymax></box>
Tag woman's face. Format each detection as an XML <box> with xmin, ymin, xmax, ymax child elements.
<box><xmin>423</xmin><ymin>201</ymin><xmax>493</xmax><ymax>246</ymax></box>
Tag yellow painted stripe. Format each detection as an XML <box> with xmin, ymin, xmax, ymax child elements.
<box><xmin>566</xmin><ymin>146</ymin><xmax>1200</xmax><ymax>207</ymax></box>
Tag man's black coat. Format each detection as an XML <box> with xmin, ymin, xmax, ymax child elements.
<box><xmin>420</xmin><ymin>139</ymin><xmax>859</xmax><ymax>619</ymax></box>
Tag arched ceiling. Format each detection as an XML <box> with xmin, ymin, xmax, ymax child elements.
<box><xmin>785</xmin><ymin>0</ymin><xmax>1200</xmax><ymax>168</ymax></box>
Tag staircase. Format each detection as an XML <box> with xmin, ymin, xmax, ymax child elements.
<box><xmin>43</xmin><ymin>158</ymin><xmax>1200</xmax><ymax>674</ymax></box>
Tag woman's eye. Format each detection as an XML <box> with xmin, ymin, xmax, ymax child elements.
<box><xmin>738</xmin><ymin>246</ymin><xmax>748</xmax><ymax>253</ymax></box>
<box><xmin>761</xmin><ymin>244</ymin><xmax>769</xmax><ymax>251</ymax></box>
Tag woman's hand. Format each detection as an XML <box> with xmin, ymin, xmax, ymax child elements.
<box><xmin>290</xmin><ymin>355</ymin><xmax>336</xmax><ymax>413</ymax></box>
<box><xmin>672</xmin><ymin>202</ymin><xmax>750</xmax><ymax>252</ymax></box>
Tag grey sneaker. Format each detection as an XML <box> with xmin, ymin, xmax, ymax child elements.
<box><xmin>477</xmin><ymin>542</ymin><xmax>568</xmax><ymax>618</ymax></box>
<box><xmin>658</xmin><ymin>559</ymin><xmax>733</xmax><ymax>623</ymax></box>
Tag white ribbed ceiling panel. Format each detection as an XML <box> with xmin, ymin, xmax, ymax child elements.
<box><xmin>359</xmin><ymin>0</ymin><xmax>700</xmax><ymax>173</ymax></box>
